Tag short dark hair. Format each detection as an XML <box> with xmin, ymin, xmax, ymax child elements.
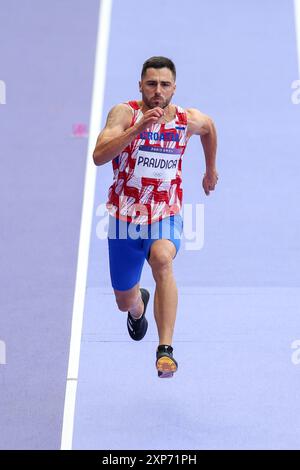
<box><xmin>141</xmin><ymin>56</ymin><xmax>176</xmax><ymax>80</ymax></box>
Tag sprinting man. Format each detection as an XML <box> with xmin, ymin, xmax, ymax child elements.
<box><xmin>93</xmin><ymin>56</ymin><xmax>218</xmax><ymax>378</ymax></box>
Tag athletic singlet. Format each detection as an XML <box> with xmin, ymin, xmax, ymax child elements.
<box><xmin>106</xmin><ymin>100</ymin><xmax>189</xmax><ymax>225</ymax></box>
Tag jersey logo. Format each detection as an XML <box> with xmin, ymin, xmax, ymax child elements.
<box><xmin>139</xmin><ymin>131</ymin><xmax>179</xmax><ymax>142</ymax></box>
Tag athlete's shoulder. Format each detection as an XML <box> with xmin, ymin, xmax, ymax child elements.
<box><xmin>185</xmin><ymin>108</ymin><xmax>214</xmax><ymax>136</ymax></box>
<box><xmin>109</xmin><ymin>102</ymin><xmax>133</xmax><ymax>114</ymax></box>
<box><xmin>110</xmin><ymin>100</ymin><xmax>141</xmax><ymax>116</ymax></box>
<box><xmin>185</xmin><ymin>107</ymin><xmax>213</xmax><ymax>119</ymax></box>
<box><xmin>185</xmin><ymin>107</ymin><xmax>202</xmax><ymax>116</ymax></box>
<box><xmin>105</xmin><ymin>102</ymin><xmax>133</xmax><ymax>129</ymax></box>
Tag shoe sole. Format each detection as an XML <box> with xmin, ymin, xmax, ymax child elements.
<box><xmin>156</xmin><ymin>356</ymin><xmax>178</xmax><ymax>378</ymax></box>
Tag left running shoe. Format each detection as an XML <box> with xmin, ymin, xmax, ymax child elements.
<box><xmin>127</xmin><ymin>288</ymin><xmax>150</xmax><ymax>341</ymax></box>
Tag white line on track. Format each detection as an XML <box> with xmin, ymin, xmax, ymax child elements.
<box><xmin>60</xmin><ymin>0</ymin><xmax>113</xmax><ymax>450</ymax></box>
<box><xmin>294</xmin><ymin>0</ymin><xmax>300</xmax><ymax>75</ymax></box>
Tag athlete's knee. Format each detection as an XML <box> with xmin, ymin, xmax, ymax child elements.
<box><xmin>149</xmin><ymin>243</ymin><xmax>174</xmax><ymax>276</ymax></box>
<box><xmin>114</xmin><ymin>287</ymin><xmax>140</xmax><ymax>312</ymax></box>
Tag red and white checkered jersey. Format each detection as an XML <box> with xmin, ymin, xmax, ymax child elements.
<box><xmin>106</xmin><ymin>100</ymin><xmax>189</xmax><ymax>225</ymax></box>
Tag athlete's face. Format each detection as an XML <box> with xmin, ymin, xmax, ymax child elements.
<box><xmin>139</xmin><ymin>67</ymin><xmax>176</xmax><ymax>109</ymax></box>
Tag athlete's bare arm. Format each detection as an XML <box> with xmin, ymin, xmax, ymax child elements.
<box><xmin>186</xmin><ymin>108</ymin><xmax>218</xmax><ymax>196</ymax></box>
<box><xmin>93</xmin><ymin>104</ymin><xmax>165</xmax><ymax>166</ymax></box>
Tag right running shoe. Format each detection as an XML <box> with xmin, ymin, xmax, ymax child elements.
<box><xmin>156</xmin><ymin>344</ymin><xmax>178</xmax><ymax>378</ymax></box>
<box><xmin>127</xmin><ymin>288</ymin><xmax>150</xmax><ymax>341</ymax></box>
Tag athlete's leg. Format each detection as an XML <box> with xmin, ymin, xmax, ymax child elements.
<box><xmin>148</xmin><ymin>239</ymin><xmax>177</xmax><ymax>345</ymax></box>
<box><xmin>108</xmin><ymin>215</ymin><xmax>145</xmax><ymax>318</ymax></box>
<box><xmin>108</xmin><ymin>239</ymin><xmax>150</xmax><ymax>339</ymax></box>
<box><xmin>108</xmin><ymin>214</ymin><xmax>150</xmax><ymax>340</ymax></box>
<box><xmin>114</xmin><ymin>283</ymin><xmax>144</xmax><ymax>318</ymax></box>
<box><xmin>114</xmin><ymin>283</ymin><xmax>150</xmax><ymax>341</ymax></box>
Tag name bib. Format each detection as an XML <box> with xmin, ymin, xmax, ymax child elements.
<box><xmin>134</xmin><ymin>145</ymin><xmax>181</xmax><ymax>181</ymax></box>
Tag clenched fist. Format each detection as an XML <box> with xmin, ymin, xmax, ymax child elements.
<box><xmin>202</xmin><ymin>170</ymin><xmax>219</xmax><ymax>196</ymax></box>
<box><xmin>136</xmin><ymin>107</ymin><xmax>165</xmax><ymax>132</ymax></box>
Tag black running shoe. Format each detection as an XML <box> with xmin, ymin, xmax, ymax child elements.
<box><xmin>127</xmin><ymin>288</ymin><xmax>150</xmax><ymax>341</ymax></box>
<box><xmin>156</xmin><ymin>345</ymin><xmax>178</xmax><ymax>378</ymax></box>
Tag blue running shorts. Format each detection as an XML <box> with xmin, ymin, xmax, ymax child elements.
<box><xmin>107</xmin><ymin>214</ymin><xmax>183</xmax><ymax>291</ymax></box>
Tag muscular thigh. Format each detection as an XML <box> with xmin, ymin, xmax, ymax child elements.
<box><xmin>108</xmin><ymin>237</ymin><xmax>145</xmax><ymax>291</ymax></box>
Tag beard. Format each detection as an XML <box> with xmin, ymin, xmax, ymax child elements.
<box><xmin>142</xmin><ymin>93</ymin><xmax>172</xmax><ymax>109</ymax></box>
